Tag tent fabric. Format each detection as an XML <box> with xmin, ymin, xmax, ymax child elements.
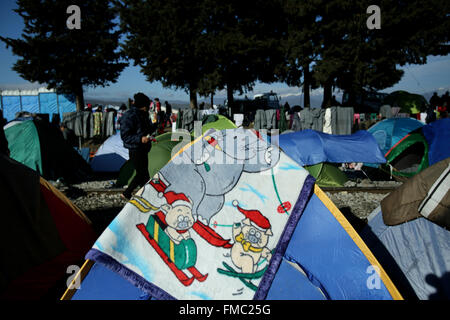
<box><xmin>0</xmin><ymin>154</ymin><xmax>96</xmax><ymax>300</ymax></box>
<box><xmin>70</xmin><ymin>257</ymin><xmax>329</xmax><ymax>300</ymax></box>
<box><xmin>197</xmin><ymin>114</ymin><xmax>237</xmax><ymax>134</ymax></box>
<box><xmin>380</xmin><ymin>157</ymin><xmax>450</xmax><ymax>229</ymax></box>
<box><xmin>90</xmin><ymin>132</ymin><xmax>129</xmax><ymax>172</ymax></box>
<box><xmin>284</xmin><ymin>186</ymin><xmax>401</xmax><ymax>300</ymax></box>
<box><xmin>304</xmin><ymin>163</ymin><xmax>348</xmax><ymax>187</ymax></box>
<box><xmin>421</xmin><ymin>119</ymin><xmax>450</xmax><ymax>166</ymax></box>
<box><xmin>361</xmin><ymin>206</ymin><xmax>450</xmax><ymax>300</ymax></box>
<box><xmin>368</xmin><ymin>118</ymin><xmax>424</xmax><ymax>156</ymax></box>
<box><xmin>276</xmin><ymin>129</ymin><xmax>386</xmax><ymax>166</ymax></box>
<box><xmin>4</xmin><ymin>118</ymin><xmax>43</xmax><ymax>174</ymax></box>
<box><xmin>64</xmin><ymin>130</ymin><xmax>400</xmax><ymax>300</ymax></box>
<box><xmin>385</xmin><ymin>132</ymin><xmax>429</xmax><ymax>178</ymax></box>
<box><xmin>70</xmin><ymin>262</ymin><xmax>149</xmax><ymax>300</ymax></box>
<box><xmin>265</xmin><ymin>259</ymin><xmax>327</xmax><ymax>300</ymax></box>
<box><xmin>5</xmin><ymin>118</ymin><xmax>92</xmax><ymax>183</ymax></box>
<box><xmin>86</xmin><ymin>128</ymin><xmax>314</xmax><ymax>300</ymax></box>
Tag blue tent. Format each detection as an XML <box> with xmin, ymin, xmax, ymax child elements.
<box><xmin>90</xmin><ymin>133</ymin><xmax>129</xmax><ymax>172</ymax></box>
<box><xmin>276</xmin><ymin>129</ymin><xmax>386</xmax><ymax>166</ymax></box>
<box><xmin>63</xmin><ymin>129</ymin><xmax>401</xmax><ymax>300</ymax></box>
<box><xmin>422</xmin><ymin>119</ymin><xmax>450</xmax><ymax>166</ymax></box>
<box><xmin>65</xmin><ymin>185</ymin><xmax>401</xmax><ymax>300</ymax></box>
<box><xmin>361</xmin><ymin>207</ymin><xmax>450</xmax><ymax>300</ymax></box>
<box><xmin>368</xmin><ymin>118</ymin><xmax>424</xmax><ymax>156</ymax></box>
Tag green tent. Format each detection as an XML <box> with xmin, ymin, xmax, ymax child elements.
<box><xmin>117</xmin><ymin>116</ymin><xmax>237</xmax><ymax>188</ymax></box>
<box><xmin>192</xmin><ymin>114</ymin><xmax>237</xmax><ymax>136</ymax></box>
<box><xmin>304</xmin><ymin>163</ymin><xmax>348</xmax><ymax>187</ymax></box>
<box><xmin>4</xmin><ymin>119</ymin><xmax>91</xmax><ymax>183</ymax></box>
<box><xmin>116</xmin><ymin>132</ymin><xmax>191</xmax><ymax>187</ymax></box>
<box><xmin>384</xmin><ymin>132</ymin><xmax>429</xmax><ymax>179</ymax></box>
<box><xmin>383</xmin><ymin>90</ymin><xmax>428</xmax><ymax>114</ymax></box>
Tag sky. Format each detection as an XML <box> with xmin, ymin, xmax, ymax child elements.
<box><xmin>1</xmin><ymin>0</ymin><xmax>449</xmax><ymax>106</ymax></box>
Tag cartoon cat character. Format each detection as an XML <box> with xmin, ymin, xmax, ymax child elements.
<box><xmin>230</xmin><ymin>200</ymin><xmax>273</xmax><ymax>274</ymax></box>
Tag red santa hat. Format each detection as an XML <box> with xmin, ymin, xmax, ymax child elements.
<box><xmin>232</xmin><ymin>200</ymin><xmax>271</xmax><ymax>230</ymax></box>
<box><xmin>161</xmin><ymin>191</ymin><xmax>192</xmax><ymax>209</ymax></box>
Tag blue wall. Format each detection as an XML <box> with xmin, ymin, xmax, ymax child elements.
<box><xmin>1</xmin><ymin>91</ymin><xmax>76</xmax><ymax>122</ymax></box>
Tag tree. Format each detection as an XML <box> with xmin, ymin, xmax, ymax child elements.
<box><xmin>0</xmin><ymin>0</ymin><xmax>127</xmax><ymax>111</ymax></box>
<box><xmin>117</xmin><ymin>0</ymin><xmax>213</xmax><ymax>109</ymax></box>
<box><xmin>277</xmin><ymin>0</ymin><xmax>321</xmax><ymax>108</ymax></box>
<box><xmin>306</xmin><ymin>0</ymin><xmax>449</xmax><ymax>109</ymax></box>
<box><xmin>198</xmin><ymin>0</ymin><xmax>285</xmax><ymax>109</ymax></box>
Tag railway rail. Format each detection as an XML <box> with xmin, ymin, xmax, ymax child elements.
<box><xmin>60</xmin><ymin>185</ymin><xmax>399</xmax><ymax>196</ymax></box>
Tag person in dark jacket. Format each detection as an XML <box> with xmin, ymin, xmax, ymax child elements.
<box><xmin>120</xmin><ymin>92</ymin><xmax>157</xmax><ymax>200</ymax></box>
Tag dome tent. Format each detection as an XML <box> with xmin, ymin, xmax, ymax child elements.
<box><xmin>4</xmin><ymin>118</ymin><xmax>91</xmax><ymax>183</ymax></box>
<box><xmin>63</xmin><ymin>129</ymin><xmax>402</xmax><ymax>300</ymax></box>
<box><xmin>0</xmin><ymin>154</ymin><xmax>96</xmax><ymax>300</ymax></box>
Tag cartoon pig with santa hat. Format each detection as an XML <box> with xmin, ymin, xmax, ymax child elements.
<box><xmin>230</xmin><ymin>200</ymin><xmax>273</xmax><ymax>274</ymax></box>
<box><xmin>159</xmin><ymin>191</ymin><xmax>195</xmax><ymax>245</ymax></box>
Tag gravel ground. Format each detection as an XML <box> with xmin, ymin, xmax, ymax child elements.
<box><xmin>53</xmin><ymin>177</ymin><xmax>402</xmax><ymax>234</ymax></box>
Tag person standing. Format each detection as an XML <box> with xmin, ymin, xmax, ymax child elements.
<box><xmin>120</xmin><ymin>92</ymin><xmax>157</xmax><ymax>200</ymax></box>
<box><xmin>164</xmin><ymin>100</ymin><xmax>172</xmax><ymax>127</ymax></box>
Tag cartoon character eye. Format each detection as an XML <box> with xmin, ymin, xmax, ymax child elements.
<box><xmin>255</xmin><ymin>232</ymin><xmax>261</xmax><ymax>238</ymax></box>
<box><xmin>184</xmin><ymin>216</ymin><xmax>190</xmax><ymax>222</ymax></box>
<box><xmin>177</xmin><ymin>215</ymin><xmax>184</xmax><ymax>222</ymax></box>
<box><xmin>249</xmin><ymin>228</ymin><xmax>255</xmax><ymax>235</ymax></box>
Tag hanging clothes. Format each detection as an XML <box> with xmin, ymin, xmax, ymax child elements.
<box><xmin>93</xmin><ymin>111</ymin><xmax>103</xmax><ymax>137</ymax></box>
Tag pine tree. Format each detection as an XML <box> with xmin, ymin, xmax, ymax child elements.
<box><xmin>117</xmin><ymin>0</ymin><xmax>212</xmax><ymax>109</ymax></box>
<box><xmin>0</xmin><ymin>0</ymin><xmax>127</xmax><ymax>111</ymax></box>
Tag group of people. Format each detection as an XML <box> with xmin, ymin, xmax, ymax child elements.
<box><xmin>147</xmin><ymin>97</ymin><xmax>173</xmax><ymax>134</ymax></box>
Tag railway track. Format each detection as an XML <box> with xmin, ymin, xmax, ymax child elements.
<box><xmin>60</xmin><ymin>185</ymin><xmax>399</xmax><ymax>196</ymax></box>
<box><xmin>321</xmin><ymin>186</ymin><xmax>398</xmax><ymax>194</ymax></box>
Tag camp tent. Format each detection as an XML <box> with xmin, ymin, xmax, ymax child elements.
<box><xmin>275</xmin><ymin>129</ymin><xmax>385</xmax><ymax>187</ymax></box>
<box><xmin>361</xmin><ymin>158</ymin><xmax>450</xmax><ymax>300</ymax></box>
<box><xmin>368</xmin><ymin>118</ymin><xmax>449</xmax><ymax>179</ymax></box>
<box><xmin>63</xmin><ymin>129</ymin><xmax>402</xmax><ymax>300</ymax></box>
<box><xmin>303</xmin><ymin>163</ymin><xmax>348</xmax><ymax>187</ymax></box>
<box><xmin>421</xmin><ymin>118</ymin><xmax>450</xmax><ymax>166</ymax></box>
<box><xmin>4</xmin><ymin>118</ymin><xmax>91</xmax><ymax>183</ymax></box>
<box><xmin>90</xmin><ymin>132</ymin><xmax>129</xmax><ymax>172</ymax></box>
<box><xmin>367</xmin><ymin>118</ymin><xmax>424</xmax><ymax>156</ymax></box>
<box><xmin>383</xmin><ymin>90</ymin><xmax>428</xmax><ymax>115</ymax></box>
<box><xmin>115</xmin><ymin>132</ymin><xmax>192</xmax><ymax>188</ymax></box>
<box><xmin>384</xmin><ymin>132</ymin><xmax>429</xmax><ymax>178</ymax></box>
<box><xmin>0</xmin><ymin>154</ymin><xmax>97</xmax><ymax>300</ymax></box>
<box><xmin>191</xmin><ymin>114</ymin><xmax>237</xmax><ymax>135</ymax></box>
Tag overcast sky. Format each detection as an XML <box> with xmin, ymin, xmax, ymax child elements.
<box><xmin>1</xmin><ymin>0</ymin><xmax>449</xmax><ymax>104</ymax></box>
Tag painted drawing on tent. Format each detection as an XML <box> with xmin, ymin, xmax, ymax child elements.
<box><xmin>90</xmin><ymin>128</ymin><xmax>310</xmax><ymax>299</ymax></box>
